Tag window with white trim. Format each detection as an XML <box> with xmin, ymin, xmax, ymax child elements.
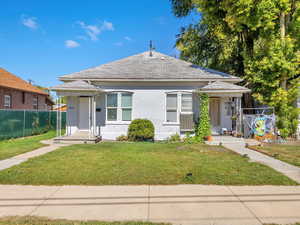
<box><xmin>181</xmin><ymin>93</ymin><xmax>193</xmax><ymax>112</ymax></box>
<box><xmin>4</xmin><ymin>95</ymin><xmax>11</xmax><ymax>108</ymax></box>
<box><xmin>106</xmin><ymin>92</ymin><xmax>132</xmax><ymax>121</ymax></box>
<box><xmin>166</xmin><ymin>94</ymin><xmax>178</xmax><ymax>122</ymax></box>
<box><xmin>121</xmin><ymin>93</ymin><xmax>132</xmax><ymax>121</ymax></box>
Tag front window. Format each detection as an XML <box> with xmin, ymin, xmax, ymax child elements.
<box><xmin>4</xmin><ymin>95</ymin><xmax>11</xmax><ymax>108</ymax></box>
<box><xmin>166</xmin><ymin>94</ymin><xmax>178</xmax><ymax>122</ymax></box>
<box><xmin>181</xmin><ymin>93</ymin><xmax>193</xmax><ymax>112</ymax></box>
<box><xmin>107</xmin><ymin>93</ymin><xmax>118</xmax><ymax>121</ymax></box>
<box><xmin>121</xmin><ymin>93</ymin><xmax>132</xmax><ymax>121</ymax></box>
<box><xmin>106</xmin><ymin>92</ymin><xmax>132</xmax><ymax>122</ymax></box>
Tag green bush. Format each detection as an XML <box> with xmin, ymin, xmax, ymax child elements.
<box><xmin>183</xmin><ymin>132</ymin><xmax>198</xmax><ymax>144</ymax></box>
<box><xmin>167</xmin><ymin>133</ymin><xmax>181</xmax><ymax>142</ymax></box>
<box><xmin>116</xmin><ymin>135</ymin><xmax>128</xmax><ymax>141</ymax></box>
<box><xmin>128</xmin><ymin>119</ymin><xmax>155</xmax><ymax>142</ymax></box>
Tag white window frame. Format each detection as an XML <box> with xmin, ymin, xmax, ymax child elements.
<box><xmin>165</xmin><ymin>93</ymin><xmax>179</xmax><ymax>123</ymax></box>
<box><xmin>120</xmin><ymin>93</ymin><xmax>133</xmax><ymax>121</ymax></box>
<box><xmin>165</xmin><ymin>91</ymin><xmax>193</xmax><ymax>124</ymax></box>
<box><xmin>181</xmin><ymin>92</ymin><xmax>193</xmax><ymax>114</ymax></box>
<box><xmin>4</xmin><ymin>95</ymin><xmax>11</xmax><ymax>108</ymax></box>
<box><xmin>106</xmin><ymin>92</ymin><xmax>133</xmax><ymax>122</ymax></box>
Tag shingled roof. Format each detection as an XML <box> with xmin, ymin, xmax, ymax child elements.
<box><xmin>0</xmin><ymin>68</ymin><xmax>48</xmax><ymax>95</ymax></box>
<box><xmin>60</xmin><ymin>51</ymin><xmax>241</xmax><ymax>81</ymax></box>
<box><xmin>199</xmin><ymin>81</ymin><xmax>250</xmax><ymax>92</ymax></box>
<box><xmin>51</xmin><ymin>80</ymin><xmax>101</xmax><ymax>91</ymax></box>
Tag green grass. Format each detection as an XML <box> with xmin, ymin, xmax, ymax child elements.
<box><xmin>0</xmin><ymin>216</ymin><xmax>168</xmax><ymax>225</ymax></box>
<box><xmin>0</xmin><ymin>142</ymin><xmax>296</xmax><ymax>185</ymax></box>
<box><xmin>249</xmin><ymin>142</ymin><xmax>300</xmax><ymax>167</ymax></box>
<box><xmin>0</xmin><ymin>130</ymin><xmax>56</xmax><ymax>160</ymax></box>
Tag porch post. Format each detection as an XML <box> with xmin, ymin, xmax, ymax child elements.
<box><xmin>88</xmin><ymin>96</ymin><xmax>91</xmax><ymax>138</ymax></box>
<box><xmin>56</xmin><ymin>98</ymin><xmax>58</xmax><ymax>137</ymax></box>
<box><xmin>93</xmin><ymin>96</ymin><xmax>96</xmax><ymax>136</ymax></box>
<box><xmin>236</xmin><ymin>97</ymin><xmax>242</xmax><ymax>135</ymax></box>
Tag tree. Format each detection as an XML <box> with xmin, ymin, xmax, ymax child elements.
<box><xmin>171</xmin><ymin>0</ymin><xmax>300</xmax><ymax>137</ymax></box>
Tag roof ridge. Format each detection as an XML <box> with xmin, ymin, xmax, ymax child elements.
<box><xmin>59</xmin><ymin>50</ymin><xmax>241</xmax><ymax>81</ymax></box>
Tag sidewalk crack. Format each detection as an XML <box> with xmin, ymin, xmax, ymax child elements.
<box><xmin>28</xmin><ymin>186</ymin><xmax>62</xmax><ymax>216</ymax></box>
<box><xmin>227</xmin><ymin>186</ymin><xmax>263</xmax><ymax>225</ymax></box>
<box><xmin>147</xmin><ymin>185</ymin><xmax>150</xmax><ymax>221</ymax></box>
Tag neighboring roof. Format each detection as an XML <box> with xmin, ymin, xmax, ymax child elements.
<box><xmin>50</xmin><ymin>80</ymin><xmax>101</xmax><ymax>91</ymax></box>
<box><xmin>53</xmin><ymin>103</ymin><xmax>66</xmax><ymax>109</ymax></box>
<box><xmin>0</xmin><ymin>68</ymin><xmax>48</xmax><ymax>95</ymax></box>
<box><xmin>199</xmin><ymin>81</ymin><xmax>250</xmax><ymax>93</ymax></box>
<box><xmin>60</xmin><ymin>51</ymin><xmax>241</xmax><ymax>82</ymax></box>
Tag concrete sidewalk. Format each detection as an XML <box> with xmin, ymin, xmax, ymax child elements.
<box><xmin>224</xmin><ymin>143</ymin><xmax>300</xmax><ymax>184</ymax></box>
<box><xmin>0</xmin><ymin>140</ymin><xmax>69</xmax><ymax>171</ymax></box>
<box><xmin>0</xmin><ymin>185</ymin><xmax>299</xmax><ymax>225</ymax></box>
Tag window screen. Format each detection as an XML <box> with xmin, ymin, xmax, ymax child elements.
<box><xmin>166</xmin><ymin>94</ymin><xmax>178</xmax><ymax>122</ymax></box>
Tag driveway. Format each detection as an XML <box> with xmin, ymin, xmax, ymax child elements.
<box><xmin>0</xmin><ymin>184</ymin><xmax>299</xmax><ymax>225</ymax></box>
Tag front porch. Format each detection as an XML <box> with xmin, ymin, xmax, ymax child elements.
<box><xmin>199</xmin><ymin>81</ymin><xmax>249</xmax><ymax>136</ymax></box>
<box><xmin>51</xmin><ymin>80</ymin><xmax>102</xmax><ymax>143</ymax></box>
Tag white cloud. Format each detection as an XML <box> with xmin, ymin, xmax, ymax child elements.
<box><xmin>76</xmin><ymin>35</ymin><xmax>88</xmax><ymax>40</ymax></box>
<box><xmin>21</xmin><ymin>15</ymin><xmax>38</xmax><ymax>29</ymax></box>
<box><xmin>114</xmin><ymin>42</ymin><xmax>123</xmax><ymax>47</ymax></box>
<box><xmin>102</xmin><ymin>21</ymin><xmax>114</xmax><ymax>31</ymax></box>
<box><xmin>77</xmin><ymin>20</ymin><xmax>114</xmax><ymax>41</ymax></box>
<box><xmin>65</xmin><ymin>40</ymin><xmax>80</xmax><ymax>48</ymax></box>
<box><xmin>124</xmin><ymin>36</ymin><xmax>132</xmax><ymax>41</ymax></box>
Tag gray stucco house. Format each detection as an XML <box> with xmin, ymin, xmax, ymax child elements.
<box><xmin>51</xmin><ymin>50</ymin><xmax>250</xmax><ymax>142</ymax></box>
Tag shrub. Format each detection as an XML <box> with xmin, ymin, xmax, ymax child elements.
<box><xmin>183</xmin><ymin>132</ymin><xmax>198</xmax><ymax>144</ymax></box>
<box><xmin>167</xmin><ymin>133</ymin><xmax>181</xmax><ymax>142</ymax></box>
<box><xmin>116</xmin><ymin>135</ymin><xmax>128</xmax><ymax>141</ymax></box>
<box><xmin>128</xmin><ymin>119</ymin><xmax>155</xmax><ymax>142</ymax></box>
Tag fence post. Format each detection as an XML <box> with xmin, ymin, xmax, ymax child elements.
<box><xmin>23</xmin><ymin>110</ymin><xmax>26</xmax><ymax>137</ymax></box>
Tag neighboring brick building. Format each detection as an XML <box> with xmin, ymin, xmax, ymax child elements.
<box><xmin>0</xmin><ymin>68</ymin><xmax>53</xmax><ymax>110</ymax></box>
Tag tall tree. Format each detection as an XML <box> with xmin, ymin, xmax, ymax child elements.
<box><xmin>171</xmin><ymin>0</ymin><xmax>300</xmax><ymax>137</ymax></box>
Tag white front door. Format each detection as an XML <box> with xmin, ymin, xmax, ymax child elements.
<box><xmin>79</xmin><ymin>97</ymin><xmax>89</xmax><ymax>130</ymax></box>
<box><xmin>209</xmin><ymin>98</ymin><xmax>221</xmax><ymax>133</ymax></box>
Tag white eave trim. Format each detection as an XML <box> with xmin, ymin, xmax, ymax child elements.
<box><xmin>59</xmin><ymin>77</ymin><xmax>243</xmax><ymax>83</ymax></box>
<box><xmin>198</xmin><ymin>89</ymin><xmax>250</xmax><ymax>93</ymax></box>
<box><xmin>50</xmin><ymin>88</ymin><xmax>102</xmax><ymax>92</ymax></box>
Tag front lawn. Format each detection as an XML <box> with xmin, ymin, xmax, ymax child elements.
<box><xmin>0</xmin><ymin>142</ymin><xmax>296</xmax><ymax>185</ymax></box>
<box><xmin>0</xmin><ymin>130</ymin><xmax>56</xmax><ymax>160</ymax></box>
<box><xmin>249</xmin><ymin>142</ymin><xmax>300</xmax><ymax>167</ymax></box>
<box><xmin>0</xmin><ymin>216</ymin><xmax>168</xmax><ymax>225</ymax></box>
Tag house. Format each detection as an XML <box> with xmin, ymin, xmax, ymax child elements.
<box><xmin>51</xmin><ymin>51</ymin><xmax>250</xmax><ymax>142</ymax></box>
<box><xmin>0</xmin><ymin>68</ymin><xmax>54</xmax><ymax>110</ymax></box>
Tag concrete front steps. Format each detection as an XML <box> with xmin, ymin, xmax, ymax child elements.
<box><xmin>54</xmin><ymin>131</ymin><xmax>102</xmax><ymax>144</ymax></box>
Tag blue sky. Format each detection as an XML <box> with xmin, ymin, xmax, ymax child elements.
<box><xmin>0</xmin><ymin>0</ymin><xmax>197</xmax><ymax>87</ymax></box>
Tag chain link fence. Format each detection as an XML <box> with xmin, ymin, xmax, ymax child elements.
<box><xmin>0</xmin><ymin>109</ymin><xmax>66</xmax><ymax>140</ymax></box>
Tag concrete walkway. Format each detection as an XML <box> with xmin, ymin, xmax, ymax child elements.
<box><xmin>224</xmin><ymin>142</ymin><xmax>300</xmax><ymax>184</ymax></box>
<box><xmin>0</xmin><ymin>140</ymin><xmax>69</xmax><ymax>171</ymax></box>
<box><xmin>0</xmin><ymin>184</ymin><xmax>299</xmax><ymax>225</ymax></box>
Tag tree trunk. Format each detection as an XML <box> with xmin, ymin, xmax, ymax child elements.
<box><xmin>280</xmin><ymin>12</ymin><xmax>286</xmax><ymax>39</ymax></box>
<box><xmin>280</xmin><ymin>11</ymin><xmax>288</xmax><ymax>90</ymax></box>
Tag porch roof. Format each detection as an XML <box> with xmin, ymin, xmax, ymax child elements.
<box><xmin>198</xmin><ymin>81</ymin><xmax>250</xmax><ymax>93</ymax></box>
<box><xmin>50</xmin><ymin>80</ymin><xmax>102</xmax><ymax>92</ymax></box>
